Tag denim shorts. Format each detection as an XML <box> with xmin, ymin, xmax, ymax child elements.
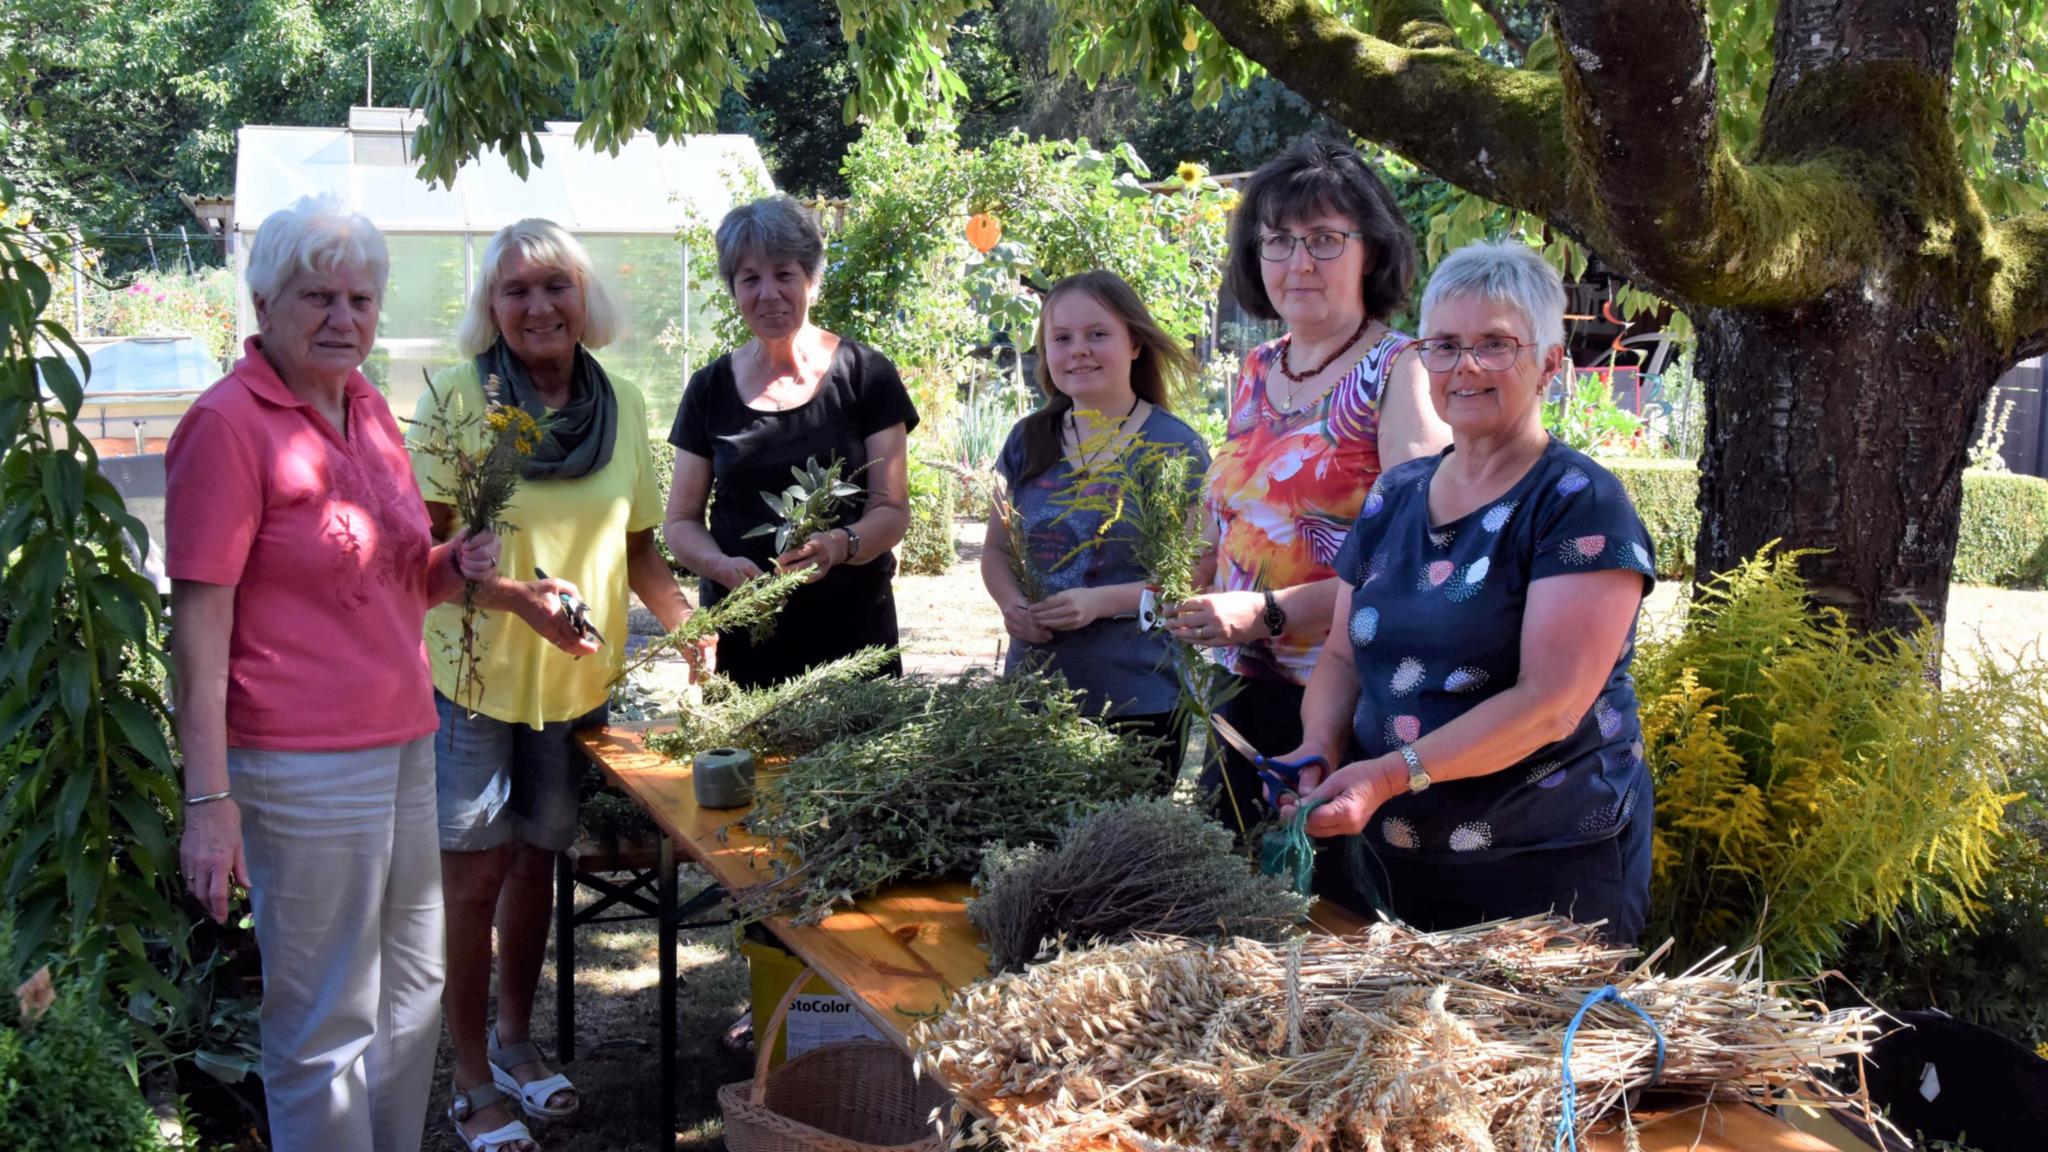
<box><xmin>433</xmin><ymin>693</ymin><xmax>608</xmax><ymax>853</ymax></box>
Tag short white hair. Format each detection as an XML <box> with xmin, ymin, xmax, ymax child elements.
<box><xmin>457</xmin><ymin>218</ymin><xmax>621</xmax><ymax>357</ymax></box>
<box><xmin>1419</xmin><ymin>239</ymin><xmax>1567</xmax><ymax>354</ymax></box>
<box><xmin>246</xmin><ymin>194</ymin><xmax>389</xmax><ymax>305</ymax></box>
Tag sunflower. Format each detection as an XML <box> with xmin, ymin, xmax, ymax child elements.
<box><xmin>1175</xmin><ymin>161</ymin><xmax>1205</xmax><ymax>186</ymax></box>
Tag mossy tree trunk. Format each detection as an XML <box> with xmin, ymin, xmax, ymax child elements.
<box><xmin>1191</xmin><ymin>0</ymin><xmax>2048</xmax><ymax>637</ymax></box>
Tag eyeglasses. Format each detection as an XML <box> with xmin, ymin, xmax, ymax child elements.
<box><xmin>1416</xmin><ymin>336</ymin><xmax>1536</xmax><ymax>373</ymax></box>
<box><xmin>1257</xmin><ymin>230</ymin><xmax>1367</xmax><ymax>262</ymax></box>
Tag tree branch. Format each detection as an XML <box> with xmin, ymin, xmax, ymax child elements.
<box><xmin>1471</xmin><ymin>0</ymin><xmax>1530</xmax><ymax>57</ymax></box>
<box><xmin>1187</xmin><ymin>0</ymin><xmax>1575</xmax><ymax>230</ymax></box>
<box><xmin>1547</xmin><ymin>0</ymin><xmax>1882</xmax><ymax>307</ymax></box>
<box><xmin>1993</xmin><ymin>210</ymin><xmax>2048</xmax><ymax>363</ymax></box>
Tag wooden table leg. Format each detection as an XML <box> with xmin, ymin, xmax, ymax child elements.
<box><xmin>658</xmin><ymin>833</ymin><xmax>677</xmax><ymax>1148</ymax></box>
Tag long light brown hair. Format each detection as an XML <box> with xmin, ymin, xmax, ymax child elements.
<box><xmin>1013</xmin><ymin>271</ymin><xmax>1198</xmax><ymax>486</ymax></box>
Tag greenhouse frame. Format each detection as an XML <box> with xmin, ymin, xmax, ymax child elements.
<box><xmin>232</xmin><ymin>107</ymin><xmax>771</xmax><ymax>419</ymax></box>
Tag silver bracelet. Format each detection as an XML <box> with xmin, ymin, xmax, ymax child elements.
<box><xmin>184</xmin><ymin>789</ymin><xmax>233</xmax><ymax>806</ymax></box>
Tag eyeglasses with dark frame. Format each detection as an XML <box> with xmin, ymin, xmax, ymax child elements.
<box><xmin>1257</xmin><ymin>230</ymin><xmax>1368</xmax><ymax>262</ymax></box>
<box><xmin>1415</xmin><ymin>336</ymin><xmax>1537</xmax><ymax>373</ymax></box>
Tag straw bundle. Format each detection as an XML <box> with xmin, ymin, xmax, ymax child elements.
<box><xmin>914</xmin><ymin>915</ymin><xmax>1886</xmax><ymax>1152</ymax></box>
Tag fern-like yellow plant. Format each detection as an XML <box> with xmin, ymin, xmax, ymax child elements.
<box><xmin>1639</xmin><ymin>546</ymin><xmax>2026</xmax><ymax>976</ymax></box>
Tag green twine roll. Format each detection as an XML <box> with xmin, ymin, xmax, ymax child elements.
<box><xmin>1258</xmin><ymin>798</ymin><xmax>1326</xmax><ymax>896</ymax></box>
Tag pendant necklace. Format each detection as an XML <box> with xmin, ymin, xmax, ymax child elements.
<box><xmin>1068</xmin><ymin>395</ymin><xmax>1143</xmax><ymax>474</ymax></box>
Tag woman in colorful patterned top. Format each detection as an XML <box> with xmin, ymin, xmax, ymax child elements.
<box><xmin>1164</xmin><ymin>139</ymin><xmax>1448</xmax><ymax>837</ymax></box>
<box><xmin>981</xmin><ymin>271</ymin><xmax>1210</xmax><ymax>784</ymax></box>
<box><xmin>1276</xmin><ymin>240</ymin><xmax>1657</xmax><ymax>944</ymax></box>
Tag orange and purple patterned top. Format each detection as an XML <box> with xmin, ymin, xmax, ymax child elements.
<box><xmin>1206</xmin><ymin>329</ymin><xmax>1414</xmax><ymax>685</ymax></box>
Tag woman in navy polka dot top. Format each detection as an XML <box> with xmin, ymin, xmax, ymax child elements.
<box><xmin>1275</xmin><ymin>240</ymin><xmax>1658</xmax><ymax>944</ymax></box>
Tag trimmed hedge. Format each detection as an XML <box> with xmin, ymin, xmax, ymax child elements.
<box><xmin>1955</xmin><ymin>470</ymin><xmax>2048</xmax><ymax>586</ymax></box>
<box><xmin>1607</xmin><ymin>458</ymin><xmax>1701</xmax><ymax>581</ymax></box>
<box><xmin>1606</xmin><ymin>461</ymin><xmax>2048</xmax><ymax>588</ymax></box>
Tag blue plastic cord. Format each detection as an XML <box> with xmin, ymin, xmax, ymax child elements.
<box><xmin>1552</xmin><ymin>985</ymin><xmax>1667</xmax><ymax>1152</ymax></box>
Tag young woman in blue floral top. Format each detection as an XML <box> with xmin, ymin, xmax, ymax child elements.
<box><xmin>1277</xmin><ymin>240</ymin><xmax>1658</xmax><ymax>944</ymax></box>
<box><xmin>981</xmin><ymin>271</ymin><xmax>1210</xmax><ymax>784</ymax></box>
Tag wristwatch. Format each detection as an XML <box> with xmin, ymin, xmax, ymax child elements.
<box><xmin>1399</xmin><ymin>744</ymin><xmax>1430</xmax><ymax>793</ymax></box>
<box><xmin>1262</xmin><ymin>590</ymin><xmax>1287</xmax><ymax>638</ymax></box>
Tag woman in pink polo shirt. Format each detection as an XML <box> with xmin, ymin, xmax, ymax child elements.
<box><xmin>167</xmin><ymin>194</ymin><xmax>499</xmax><ymax>1152</ymax></box>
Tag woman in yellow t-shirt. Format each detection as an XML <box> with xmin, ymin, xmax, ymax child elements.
<box><xmin>408</xmin><ymin>219</ymin><xmax>698</xmax><ymax>1152</ymax></box>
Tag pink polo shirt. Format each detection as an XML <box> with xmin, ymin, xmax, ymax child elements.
<box><xmin>166</xmin><ymin>338</ymin><xmax>439</xmax><ymax>750</ymax></box>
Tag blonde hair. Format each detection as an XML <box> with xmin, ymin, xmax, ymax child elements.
<box><xmin>456</xmin><ymin>218</ymin><xmax>622</xmax><ymax>357</ymax></box>
<box><xmin>246</xmin><ymin>193</ymin><xmax>388</xmax><ymax>305</ymax></box>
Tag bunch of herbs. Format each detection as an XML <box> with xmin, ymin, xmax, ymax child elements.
<box><xmin>970</xmin><ymin>797</ymin><xmax>1311</xmax><ymax>971</ymax></box>
<box><xmin>609</xmin><ymin>566</ymin><xmax>808</xmax><ymax>689</ymax></box>
<box><xmin>408</xmin><ymin>371</ymin><xmax>549</xmax><ymax>710</ymax></box>
<box><xmin>730</xmin><ymin>668</ymin><xmax>1164</xmax><ymax>925</ymax></box>
<box><xmin>743</xmin><ymin>455</ymin><xmax>861</xmax><ymax>558</ymax></box>
<box><xmin>644</xmin><ymin>646</ymin><xmax>901</xmax><ymax>760</ymax></box>
<box><xmin>1051</xmin><ymin>435</ymin><xmax>1244</xmax><ymax>831</ymax></box>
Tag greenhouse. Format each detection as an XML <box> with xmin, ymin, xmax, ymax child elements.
<box><xmin>231</xmin><ymin>107</ymin><xmax>771</xmax><ymax>418</ymax></box>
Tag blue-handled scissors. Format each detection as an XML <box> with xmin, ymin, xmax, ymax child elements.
<box><xmin>534</xmin><ymin>566</ymin><xmax>605</xmax><ymax>647</ymax></box>
<box><xmin>1209</xmin><ymin>714</ymin><xmax>1329</xmax><ymax>808</ymax></box>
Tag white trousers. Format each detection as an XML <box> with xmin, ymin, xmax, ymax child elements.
<box><xmin>229</xmin><ymin>735</ymin><xmax>444</xmax><ymax>1152</ymax></box>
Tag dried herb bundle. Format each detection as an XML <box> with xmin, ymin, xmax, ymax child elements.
<box><xmin>917</xmin><ymin>916</ymin><xmax>1890</xmax><ymax>1152</ymax></box>
<box><xmin>610</xmin><ymin>566</ymin><xmax>808</xmax><ymax>689</ymax></box>
<box><xmin>644</xmin><ymin>645</ymin><xmax>901</xmax><ymax>760</ymax></box>
<box><xmin>743</xmin><ymin>455</ymin><xmax>861</xmax><ymax>557</ymax></box>
<box><xmin>730</xmin><ymin>668</ymin><xmax>1166</xmax><ymax>925</ymax></box>
<box><xmin>969</xmin><ymin>797</ymin><xmax>1312</xmax><ymax>971</ymax></box>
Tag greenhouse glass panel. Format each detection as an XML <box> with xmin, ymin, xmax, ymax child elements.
<box><xmin>376</xmin><ymin>234</ymin><xmax>468</xmax><ymax>418</ymax></box>
<box><xmin>581</xmin><ymin>235</ymin><xmax>689</xmax><ymax>420</ymax></box>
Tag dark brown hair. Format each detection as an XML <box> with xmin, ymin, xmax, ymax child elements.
<box><xmin>1013</xmin><ymin>271</ymin><xmax>1197</xmax><ymax>487</ymax></box>
<box><xmin>1223</xmin><ymin>137</ymin><xmax>1417</xmax><ymax>323</ymax></box>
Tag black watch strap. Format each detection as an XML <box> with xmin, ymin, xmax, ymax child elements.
<box><xmin>1263</xmin><ymin>589</ymin><xmax>1286</xmax><ymax>638</ymax></box>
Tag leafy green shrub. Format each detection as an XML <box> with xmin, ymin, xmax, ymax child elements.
<box><xmin>902</xmin><ymin>456</ymin><xmax>959</xmax><ymax>576</ymax></box>
<box><xmin>1606</xmin><ymin>458</ymin><xmax>1699</xmax><ymax>580</ymax></box>
<box><xmin>1954</xmin><ymin>470</ymin><xmax>2048</xmax><ymax>586</ymax></box>
<box><xmin>1602</xmin><ymin>463</ymin><xmax>2048</xmax><ymax>588</ymax></box>
<box><xmin>1</xmin><ymin>205</ymin><xmax>183</xmax><ymax>1002</ymax></box>
<box><xmin>1540</xmin><ymin>374</ymin><xmax>1646</xmax><ymax>455</ymax></box>
<box><xmin>1637</xmin><ymin>547</ymin><xmax>2038</xmax><ymax>978</ymax></box>
<box><xmin>0</xmin><ymin>956</ymin><xmax>168</xmax><ymax>1152</ymax></box>
<box><xmin>1833</xmin><ymin>784</ymin><xmax>2048</xmax><ymax>1055</ymax></box>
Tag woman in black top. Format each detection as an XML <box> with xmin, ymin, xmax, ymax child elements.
<box><xmin>664</xmin><ymin>195</ymin><xmax>919</xmax><ymax>687</ymax></box>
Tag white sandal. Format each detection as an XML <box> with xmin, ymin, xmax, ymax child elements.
<box><xmin>489</xmin><ymin>1030</ymin><xmax>579</xmax><ymax>1121</ymax></box>
<box><xmin>448</xmin><ymin>1082</ymin><xmax>537</xmax><ymax>1152</ymax></box>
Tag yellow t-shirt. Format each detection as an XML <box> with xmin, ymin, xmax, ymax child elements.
<box><xmin>408</xmin><ymin>362</ymin><xmax>664</xmax><ymax>726</ymax></box>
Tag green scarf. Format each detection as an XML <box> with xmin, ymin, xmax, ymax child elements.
<box><xmin>476</xmin><ymin>336</ymin><xmax>617</xmax><ymax>480</ymax></box>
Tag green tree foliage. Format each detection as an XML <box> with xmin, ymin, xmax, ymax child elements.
<box><xmin>0</xmin><ymin>0</ymin><xmax>427</xmax><ymax>259</ymax></box>
<box><xmin>0</xmin><ymin>199</ymin><xmax>183</xmax><ymax>1004</ymax></box>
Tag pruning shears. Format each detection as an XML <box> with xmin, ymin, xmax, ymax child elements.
<box><xmin>534</xmin><ymin>566</ymin><xmax>605</xmax><ymax>647</ymax></box>
<box><xmin>1210</xmin><ymin>714</ymin><xmax>1329</xmax><ymax>808</ymax></box>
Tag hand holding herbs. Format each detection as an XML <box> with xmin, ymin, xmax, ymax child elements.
<box><xmin>743</xmin><ymin>455</ymin><xmax>861</xmax><ymax>579</ymax></box>
<box><xmin>408</xmin><ymin>372</ymin><xmax>551</xmax><ymax>710</ymax></box>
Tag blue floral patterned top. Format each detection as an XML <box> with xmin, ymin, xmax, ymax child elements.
<box><xmin>1331</xmin><ymin>436</ymin><xmax>1656</xmax><ymax>862</ymax></box>
<box><xmin>997</xmin><ymin>408</ymin><xmax>1210</xmax><ymax>719</ymax></box>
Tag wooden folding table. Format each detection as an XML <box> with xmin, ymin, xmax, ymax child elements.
<box><xmin>577</xmin><ymin>724</ymin><xmax>1862</xmax><ymax>1152</ymax></box>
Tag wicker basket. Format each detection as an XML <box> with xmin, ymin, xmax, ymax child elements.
<box><xmin>719</xmin><ymin>965</ymin><xmax>952</xmax><ymax>1152</ymax></box>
